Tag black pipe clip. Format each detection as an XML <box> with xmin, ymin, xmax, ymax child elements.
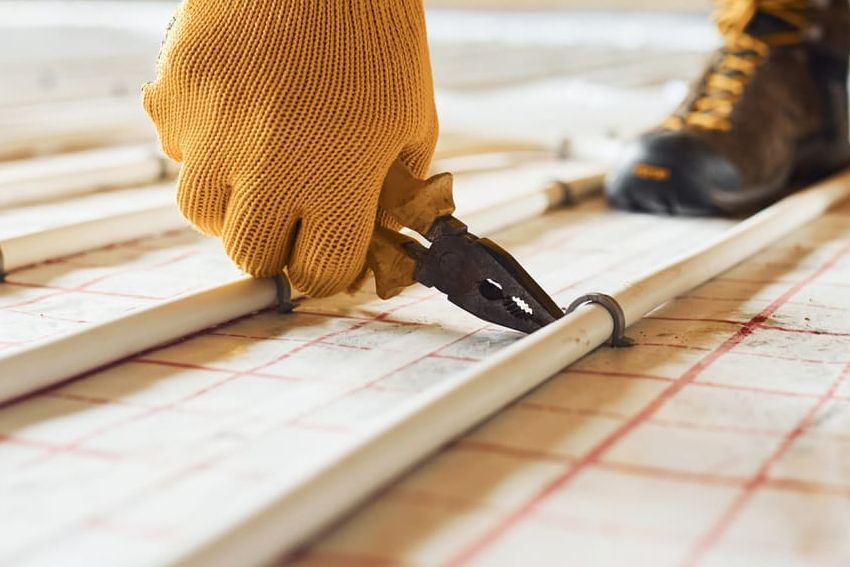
<box><xmin>273</xmin><ymin>274</ymin><xmax>296</xmax><ymax>314</ymax></box>
<box><xmin>564</xmin><ymin>293</ymin><xmax>634</xmax><ymax>348</ymax></box>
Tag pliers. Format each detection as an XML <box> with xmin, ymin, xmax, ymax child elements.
<box><xmin>368</xmin><ymin>160</ymin><xmax>564</xmax><ymax>334</ymax></box>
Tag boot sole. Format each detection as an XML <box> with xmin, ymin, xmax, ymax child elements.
<box><xmin>607</xmin><ymin>135</ymin><xmax>850</xmax><ymax>218</ymax></box>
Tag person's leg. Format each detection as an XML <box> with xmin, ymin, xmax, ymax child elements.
<box><xmin>607</xmin><ymin>0</ymin><xmax>850</xmax><ymax>216</ymax></box>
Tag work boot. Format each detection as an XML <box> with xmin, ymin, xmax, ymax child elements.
<box><xmin>607</xmin><ymin>0</ymin><xmax>850</xmax><ymax>216</ymax></box>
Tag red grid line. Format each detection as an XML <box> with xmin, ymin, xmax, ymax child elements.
<box><xmin>400</xmin><ymin>452</ymin><xmax>850</xmax><ymax>516</ymax></box>
<box><xmin>0</xmin><ymin>288</ymin><xmax>67</xmax><ymax>309</ymax></box>
<box><xmin>383</xmin><ymin>487</ymin><xmax>758</xmax><ymax>555</ymax></box>
<box><xmin>0</xmin><ymin>433</ymin><xmax>122</xmax><ymax>462</ymax></box>
<box><xmin>716</xmin><ymin>276</ymin><xmax>850</xmax><ymax>289</ymax></box>
<box><xmin>645</xmin><ymin>316</ymin><xmax>746</xmax><ymax>327</ymax></box>
<box><xmin>2</xmin><ymin>228</ymin><xmax>189</xmax><ymax>276</ymax></box>
<box><xmin>0</xmin><ymin>303</ymin><xmax>284</xmax><ymax>412</ymax></box>
<box><xmin>682</xmin><ymin>294</ymin><xmax>848</xmax><ymax>313</ymax></box>
<box><xmin>429</xmin><ymin>353</ymin><xmax>482</xmax><ymax>363</ymax></box>
<box><xmin>758</xmin><ymin>324</ymin><xmax>850</xmax><ymax>338</ymax></box>
<box><xmin>712</xmin><ymin>350</ymin><xmax>849</xmax><ymax>365</ymax></box>
<box><xmin>632</xmin><ymin>341</ymin><xmax>849</xmax><ymax>366</ymax></box>
<box><xmin>131</xmin><ymin>359</ymin><xmax>305</xmax><ymax>383</ymax></box>
<box><xmin>683</xmin><ymin>360</ymin><xmax>850</xmax><ymax>565</ymax></box>
<box><xmin>326</xmin><ymin>481</ymin><xmax>838</xmax><ymax>563</ymax></box>
<box><xmin>17</xmin><ymin>302</ymin><xmax>484</xmax><ymax>550</ymax></box>
<box><xmin>2</xmin><ymin>309</ymin><xmax>303</xmax><ymax>466</ymax></box>
<box><xmin>594</xmin><ymin>460</ymin><xmax>747</xmax><ymax>487</ymax></box>
<box><xmin>9</xmin><ymin>294</ymin><xmax>462</xmax><ymax>506</ymax></box>
<box><xmin>0</xmin><ymin>199</ymin><xmax>687</xmax><ymax>418</ymax></box>
<box><xmin>286</xmin><ymin>309</ymin><xmax>422</xmax><ymax>327</ymax></box>
<box><xmin>443</xmin><ymin>241</ymin><xmax>850</xmax><ymax>567</ymax></box>
<box><xmin>765</xmin><ymin>476</ymin><xmax>850</xmax><ymax>498</ymax></box>
<box><xmin>289</xmin><ymin>324</ymin><xmax>484</xmax><ymax>428</ymax></box>
<box><xmin>392</xmin><ymin>486</ymin><xmax>699</xmax><ymax>551</ymax></box>
<box><xmin>6</xmin><ymin>248</ymin><xmax>199</xmax><ymax>293</ymax></box>
<box><xmin>0</xmin><ymin>235</ymin><xmax>222</xmax><ymax>353</ymax></box>
<box><xmin>2</xmin><ymin>204</ymin><xmax>844</xmax><ymax>562</ymax></box>
<box><xmin>3</xmin><ymin>281</ymin><xmax>166</xmax><ymax>302</ymax></box>
<box><xmin>564</xmin><ymin>368</ymin><xmax>835</xmax><ymax>401</ymax></box>
<box><xmin>547</xmin><ymin>222</ymin><xmax>704</xmax><ymax>297</ymax></box>
<box><xmin>517</xmin><ymin>401</ymin><xmax>790</xmax><ymax>438</ymax></box>
<box><xmin>648</xmin><ymin>417</ymin><xmax>787</xmax><ymax>439</ymax></box>
<box><xmin>146</xmin><ymin>316</ymin><xmax>380</xmax><ymax>409</ymax></box>
<box><xmin>5</xmin><ymin>310</ymin><xmax>100</xmax><ymax>325</ymax></box>
<box><xmin>6</xmin><ymin>289</ymin><xmax>458</xmax><ymax>477</ymax></box>
<box><xmin>41</xmin><ymin>390</ymin><xmax>226</xmax><ymax>417</ymax></box>
<box><xmin>456</xmin><ymin>436</ymin><xmax>850</xmax><ymax>498</ymax></box>
<box><xmin>693</xmin><ymin>380</ymin><xmax>824</xmax><ymax>400</ymax></box>
<box><xmin>646</xmin><ymin>315</ymin><xmax>850</xmax><ymax>338</ymax></box>
<box><xmin>634</xmin><ymin>342</ymin><xmax>713</xmax><ymax>352</ymax></box>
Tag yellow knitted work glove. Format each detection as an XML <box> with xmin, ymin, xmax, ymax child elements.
<box><xmin>143</xmin><ymin>0</ymin><xmax>439</xmax><ymax>297</ymax></box>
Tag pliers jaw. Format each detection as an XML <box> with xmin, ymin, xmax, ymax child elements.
<box><xmin>370</xmin><ymin>159</ymin><xmax>564</xmax><ymax>335</ymax></box>
<box><xmin>410</xmin><ymin>216</ymin><xmax>563</xmax><ymax>334</ymax></box>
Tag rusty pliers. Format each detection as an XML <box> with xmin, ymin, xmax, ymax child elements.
<box><xmin>368</xmin><ymin>160</ymin><xmax>564</xmax><ymax>334</ymax></box>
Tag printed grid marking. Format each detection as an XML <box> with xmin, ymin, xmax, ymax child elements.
<box><xmin>0</xmin><ymin>185</ymin><xmax>173</xmax><ymax>241</ymax></box>
<box><xmin>5</xmin><ymin>11</ymin><xmax>837</xmax><ymax>565</ymax></box>
<box><xmin>0</xmin><ymin>199</ymin><xmax>736</xmax><ymax>566</ymax></box>
<box><xmin>1</xmin><ymin>165</ymin><xmax>846</xmax><ymax>566</ymax></box>
<box><xmin>0</xmin><ymin>229</ymin><xmax>243</xmax><ymax>354</ymax></box>
<box><xmin>0</xmin><ymin>159</ymin><xmax>597</xmax><ymax>356</ymax></box>
<box><xmin>295</xmin><ymin>203</ymin><xmax>850</xmax><ymax>567</ymax></box>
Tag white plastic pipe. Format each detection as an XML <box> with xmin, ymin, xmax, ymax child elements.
<box><xmin>173</xmin><ymin>169</ymin><xmax>850</xmax><ymax>567</ymax></box>
<box><xmin>468</xmin><ymin>172</ymin><xmax>603</xmax><ymax>235</ymax></box>
<box><xmin>0</xmin><ymin>97</ymin><xmax>154</xmax><ymax>160</ymax></box>
<box><xmin>0</xmin><ymin>204</ymin><xmax>186</xmax><ymax>273</ymax></box>
<box><xmin>0</xmin><ymin>145</ymin><xmax>177</xmax><ymax>209</ymax></box>
<box><xmin>0</xmin><ymin>278</ymin><xmax>277</xmax><ymax>403</ymax></box>
<box><xmin>2</xmin><ymin>167</ymin><xmax>847</xmax><ymax>566</ymax></box>
<box><xmin>0</xmin><ymin>166</ymin><xmax>597</xmax><ymax>401</ymax></box>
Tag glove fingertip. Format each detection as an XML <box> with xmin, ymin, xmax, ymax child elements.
<box><xmin>287</xmin><ymin>216</ymin><xmax>373</xmax><ymax>299</ymax></box>
<box><xmin>141</xmin><ymin>81</ymin><xmax>159</xmax><ymax>117</ymax></box>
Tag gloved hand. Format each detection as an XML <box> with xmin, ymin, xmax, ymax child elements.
<box><xmin>143</xmin><ymin>0</ymin><xmax>439</xmax><ymax>297</ymax></box>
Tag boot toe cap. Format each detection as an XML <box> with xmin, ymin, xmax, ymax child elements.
<box><xmin>606</xmin><ymin>131</ymin><xmax>741</xmax><ymax>216</ymax></box>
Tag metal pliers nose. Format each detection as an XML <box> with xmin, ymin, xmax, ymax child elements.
<box><xmin>369</xmin><ymin>160</ymin><xmax>563</xmax><ymax>334</ymax></box>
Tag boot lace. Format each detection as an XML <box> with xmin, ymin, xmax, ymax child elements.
<box><xmin>664</xmin><ymin>0</ymin><xmax>809</xmax><ymax>132</ymax></box>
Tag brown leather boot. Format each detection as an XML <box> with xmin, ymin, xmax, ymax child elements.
<box><xmin>607</xmin><ymin>0</ymin><xmax>850</xmax><ymax>216</ymax></box>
